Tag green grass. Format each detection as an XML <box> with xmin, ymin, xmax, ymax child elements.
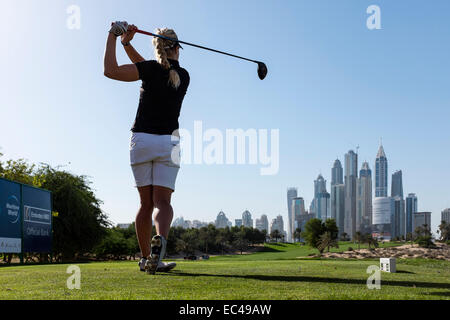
<box><xmin>0</xmin><ymin>242</ymin><xmax>449</xmax><ymax>300</ymax></box>
<box><xmin>211</xmin><ymin>241</ymin><xmax>403</xmax><ymax>261</ymax></box>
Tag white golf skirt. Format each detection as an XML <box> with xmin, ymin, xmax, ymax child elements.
<box><xmin>130</xmin><ymin>132</ymin><xmax>180</xmax><ymax>190</ymax></box>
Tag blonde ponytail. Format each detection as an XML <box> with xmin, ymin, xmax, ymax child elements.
<box><xmin>152</xmin><ymin>28</ymin><xmax>181</xmax><ymax>89</ymax></box>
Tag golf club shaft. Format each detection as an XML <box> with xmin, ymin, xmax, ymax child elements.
<box><xmin>136</xmin><ymin>29</ymin><xmax>260</xmax><ymax>64</ymax></box>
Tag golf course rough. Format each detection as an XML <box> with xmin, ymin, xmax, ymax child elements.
<box><xmin>0</xmin><ymin>243</ymin><xmax>449</xmax><ymax>300</ymax></box>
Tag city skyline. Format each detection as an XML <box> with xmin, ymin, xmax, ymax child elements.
<box><xmin>169</xmin><ymin>142</ymin><xmax>447</xmax><ymax>239</ymax></box>
<box><xmin>131</xmin><ymin>141</ymin><xmax>450</xmax><ymax>241</ymax></box>
<box><xmin>3</xmin><ymin>1</ymin><xmax>449</xmax><ymax>240</ymax></box>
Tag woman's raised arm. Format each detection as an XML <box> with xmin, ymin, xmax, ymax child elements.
<box><xmin>121</xmin><ymin>24</ymin><xmax>145</xmax><ymax>63</ymax></box>
<box><xmin>104</xmin><ymin>22</ymin><xmax>139</xmax><ymax>82</ymax></box>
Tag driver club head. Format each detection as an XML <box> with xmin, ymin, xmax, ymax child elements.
<box><xmin>257</xmin><ymin>62</ymin><xmax>268</xmax><ymax>80</ymax></box>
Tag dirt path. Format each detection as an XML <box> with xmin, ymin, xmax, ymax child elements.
<box><xmin>314</xmin><ymin>243</ymin><xmax>450</xmax><ymax>260</ymax></box>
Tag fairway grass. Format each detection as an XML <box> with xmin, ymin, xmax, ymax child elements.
<box><xmin>211</xmin><ymin>242</ymin><xmax>403</xmax><ymax>261</ymax></box>
<box><xmin>1</xmin><ymin>243</ymin><xmax>449</xmax><ymax>300</ymax></box>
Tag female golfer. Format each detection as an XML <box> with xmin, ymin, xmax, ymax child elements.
<box><xmin>104</xmin><ymin>21</ymin><xmax>190</xmax><ymax>274</ymax></box>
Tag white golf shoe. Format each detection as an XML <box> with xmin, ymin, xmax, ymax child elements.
<box><xmin>146</xmin><ymin>235</ymin><xmax>167</xmax><ymax>275</ymax></box>
<box><xmin>139</xmin><ymin>257</ymin><xmax>176</xmax><ymax>272</ymax></box>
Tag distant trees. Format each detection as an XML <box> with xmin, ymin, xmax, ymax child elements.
<box><xmin>406</xmin><ymin>232</ymin><xmax>413</xmax><ymax>244</ymax></box>
<box><xmin>233</xmin><ymin>230</ymin><xmax>250</xmax><ymax>255</ymax></box>
<box><xmin>302</xmin><ymin>218</ymin><xmax>325</xmax><ymax>251</ymax></box>
<box><xmin>38</xmin><ymin>165</ymin><xmax>109</xmax><ymax>261</ymax></box>
<box><xmin>365</xmin><ymin>234</ymin><xmax>379</xmax><ymax>249</ymax></box>
<box><xmin>293</xmin><ymin>228</ymin><xmax>302</xmax><ymax>243</ymax></box>
<box><xmin>317</xmin><ymin>232</ymin><xmax>339</xmax><ymax>253</ymax></box>
<box><xmin>325</xmin><ymin>219</ymin><xmax>339</xmax><ymax>241</ymax></box>
<box><xmin>0</xmin><ymin>153</ymin><xmax>272</xmax><ymax>261</ymax></box>
<box><xmin>415</xmin><ymin>224</ymin><xmax>432</xmax><ymax>238</ymax></box>
<box><xmin>270</xmin><ymin>230</ymin><xmax>282</xmax><ymax>243</ymax></box>
<box><xmin>340</xmin><ymin>232</ymin><xmax>349</xmax><ymax>241</ymax></box>
<box><xmin>0</xmin><ymin>157</ymin><xmax>109</xmax><ymax>262</ymax></box>
<box><xmin>166</xmin><ymin>225</ymin><xmax>266</xmax><ymax>257</ymax></box>
<box><xmin>354</xmin><ymin>232</ymin><xmax>363</xmax><ymax>249</ymax></box>
<box><xmin>414</xmin><ymin>224</ymin><xmax>434</xmax><ymax>248</ymax></box>
<box><xmin>437</xmin><ymin>221</ymin><xmax>450</xmax><ymax>242</ymax></box>
<box><xmin>302</xmin><ymin>218</ymin><xmax>339</xmax><ymax>253</ymax></box>
<box><xmin>94</xmin><ymin>224</ymin><xmax>138</xmax><ymax>260</ymax></box>
<box><xmin>90</xmin><ymin>223</ymin><xmax>268</xmax><ymax>258</ymax></box>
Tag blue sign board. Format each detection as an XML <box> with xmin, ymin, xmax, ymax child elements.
<box><xmin>0</xmin><ymin>178</ymin><xmax>22</xmax><ymax>253</ymax></box>
<box><xmin>0</xmin><ymin>178</ymin><xmax>52</xmax><ymax>254</ymax></box>
<box><xmin>22</xmin><ymin>185</ymin><xmax>52</xmax><ymax>253</ymax></box>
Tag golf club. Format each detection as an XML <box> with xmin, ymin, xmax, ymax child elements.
<box><xmin>134</xmin><ymin>28</ymin><xmax>268</xmax><ymax>80</ymax></box>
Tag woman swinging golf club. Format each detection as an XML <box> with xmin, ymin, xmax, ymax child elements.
<box><xmin>104</xmin><ymin>21</ymin><xmax>190</xmax><ymax>274</ymax></box>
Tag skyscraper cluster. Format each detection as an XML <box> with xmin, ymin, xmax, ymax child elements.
<box><xmin>287</xmin><ymin>143</ymin><xmax>433</xmax><ymax>241</ymax></box>
<box><xmin>174</xmin><ymin>210</ymin><xmax>285</xmax><ymax>240</ymax></box>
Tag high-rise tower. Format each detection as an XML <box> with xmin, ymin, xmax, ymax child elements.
<box><xmin>312</xmin><ymin>174</ymin><xmax>330</xmax><ymax>220</ymax></box>
<box><xmin>242</xmin><ymin>210</ymin><xmax>253</xmax><ymax>228</ymax></box>
<box><xmin>391</xmin><ymin>170</ymin><xmax>405</xmax><ymax>238</ymax></box>
<box><xmin>344</xmin><ymin>150</ymin><xmax>358</xmax><ymax>239</ymax></box>
<box><xmin>357</xmin><ymin>161</ymin><xmax>372</xmax><ymax>233</ymax></box>
<box><xmin>391</xmin><ymin>170</ymin><xmax>404</xmax><ymax>198</ymax></box>
<box><xmin>255</xmin><ymin>215</ymin><xmax>269</xmax><ymax>234</ymax></box>
<box><xmin>331</xmin><ymin>159</ymin><xmax>345</xmax><ymax>236</ymax></box>
<box><xmin>286</xmin><ymin>188</ymin><xmax>298</xmax><ymax>242</ymax></box>
<box><xmin>375</xmin><ymin>144</ymin><xmax>388</xmax><ymax>197</ymax></box>
<box><xmin>331</xmin><ymin>159</ymin><xmax>344</xmax><ymax>185</ymax></box>
<box><xmin>405</xmin><ymin>193</ymin><xmax>418</xmax><ymax>235</ymax></box>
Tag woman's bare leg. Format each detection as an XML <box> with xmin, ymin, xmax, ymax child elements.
<box><xmin>152</xmin><ymin>186</ymin><xmax>174</xmax><ymax>238</ymax></box>
<box><xmin>135</xmin><ymin>185</ymin><xmax>153</xmax><ymax>258</ymax></box>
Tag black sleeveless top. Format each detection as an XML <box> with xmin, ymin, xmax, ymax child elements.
<box><xmin>132</xmin><ymin>59</ymin><xmax>190</xmax><ymax>135</ymax></box>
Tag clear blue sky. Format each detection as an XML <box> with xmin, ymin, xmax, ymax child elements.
<box><xmin>1</xmin><ymin>0</ymin><xmax>449</xmax><ymax>235</ymax></box>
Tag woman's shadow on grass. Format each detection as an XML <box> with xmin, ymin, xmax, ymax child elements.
<box><xmin>165</xmin><ymin>270</ymin><xmax>450</xmax><ymax>290</ymax></box>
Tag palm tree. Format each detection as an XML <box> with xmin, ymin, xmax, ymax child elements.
<box><xmin>270</xmin><ymin>230</ymin><xmax>281</xmax><ymax>243</ymax></box>
<box><xmin>354</xmin><ymin>231</ymin><xmax>362</xmax><ymax>249</ymax></box>
<box><xmin>438</xmin><ymin>221</ymin><xmax>450</xmax><ymax>242</ymax></box>
<box><xmin>406</xmin><ymin>232</ymin><xmax>413</xmax><ymax>245</ymax></box>
<box><xmin>365</xmin><ymin>234</ymin><xmax>379</xmax><ymax>249</ymax></box>
<box><xmin>215</xmin><ymin>234</ymin><xmax>228</xmax><ymax>255</ymax></box>
<box><xmin>293</xmin><ymin>228</ymin><xmax>302</xmax><ymax>243</ymax></box>
<box><xmin>317</xmin><ymin>232</ymin><xmax>339</xmax><ymax>253</ymax></box>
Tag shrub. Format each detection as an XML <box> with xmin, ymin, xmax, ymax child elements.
<box><xmin>415</xmin><ymin>236</ymin><xmax>435</xmax><ymax>248</ymax></box>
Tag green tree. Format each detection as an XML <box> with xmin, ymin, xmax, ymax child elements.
<box><xmin>116</xmin><ymin>223</ymin><xmax>139</xmax><ymax>259</ymax></box>
<box><xmin>199</xmin><ymin>225</ymin><xmax>217</xmax><ymax>254</ymax></box>
<box><xmin>176</xmin><ymin>229</ymin><xmax>199</xmax><ymax>255</ymax></box>
<box><xmin>37</xmin><ymin>165</ymin><xmax>109</xmax><ymax>261</ymax></box>
<box><xmin>233</xmin><ymin>230</ymin><xmax>249</xmax><ymax>254</ymax></box>
<box><xmin>324</xmin><ymin>219</ymin><xmax>339</xmax><ymax>240</ymax></box>
<box><xmin>354</xmin><ymin>231</ymin><xmax>363</xmax><ymax>249</ymax></box>
<box><xmin>94</xmin><ymin>228</ymin><xmax>130</xmax><ymax>260</ymax></box>
<box><xmin>317</xmin><ymin>231</ymin><xmax>339</xmax><ymax>253</ymax></box>
<box><xmin>301</xmin><ymin>218</ymin><xmax>326</xmax><ymax>251</ymax></box>
<box><xmin>270</xmin><ymin>230</ymin><xmax>282</xmax><ymax>242</ymax></box>
<box><xmin>365</xmin><ymin>234</ymin><xmax>379</xmax><ymax>249</ymax></box>
<box><xmin>0</xmin><ymin>157</ymin><xmax>109</xmax><ymax>262</ymax></box>
<box><xmin>167</xmin><ymin>226</ymin><xmax>185</xmax><ymax>256</ymax></box>
<box><xmin>215</xmin><ymin>233</ymin><xmax>230</xmax><ymax>255</ymax></box>
<box><xmin>414</xmin><ymin>225</ymin><xmax>431</xmax><ymax>239</ymax></box>
<box><xmin>340</xmin><ymin>232</ymin><xmax>349</xmax><ymax>241</ymax></box>
<box><xmin>293</xmin><ymin>228</ymin><xmax>302</xmax><ymax>243</ymax></box>
<box><xmin>405</xmin><ymin>232</ymin><xmax>413</xmax><ymax>244</ymax></box>
<box><xmin>0</xmin><ymin>158</ymin><xmax>45</xmax><ymax>187</ymax></box>
<box><xmin>437</xmin><ymin>221</ymin><xmax>450</xmax><ymax>242</ymax></box>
